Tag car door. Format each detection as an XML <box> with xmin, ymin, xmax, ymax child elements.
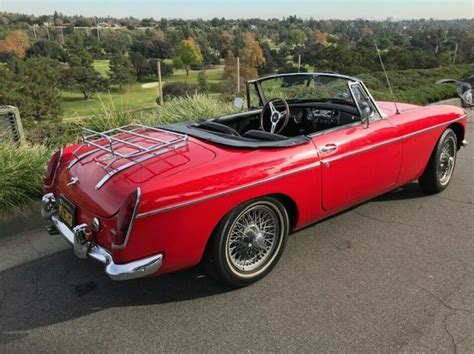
<box><xmin>312</xmin><ymin>83</ymin><xmax>402</xmax><ymax>212</ymax></box>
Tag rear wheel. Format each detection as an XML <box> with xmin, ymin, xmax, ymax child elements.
<box><xmin>419</xmin><ymin>128</ymin><xmax>457</xmax><ymax>194</ymax></box>
<box><xmin>208</xmin><ymin>197</ymin><xmax>289</xmax><ymax>287</ymax></box>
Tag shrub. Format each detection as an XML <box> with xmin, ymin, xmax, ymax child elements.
<box><xmin>162</xmin><ymin>81</ymin><xmax>199</xmax><ymax>98</ymax></box>
<box><xmin>145</xmin><ymin>94</ymin><xmax>236</xmax><ymax>126</ymax></box>
<box><xmin>0</xmin><ymin>143</ymin><xmax>51</xmax><ymax>210</ymax></box>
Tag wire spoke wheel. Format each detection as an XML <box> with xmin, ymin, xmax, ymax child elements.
<box><xmin>437</xmin><ymin>135</ymin><xmax>456</xmax><ymax>186</ymax></box>
<box><xmin>227</xmin><ymin>204</ymin><xmax>280</xmax><ymax>272</ymax></box>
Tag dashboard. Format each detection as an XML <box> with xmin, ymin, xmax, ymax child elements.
<box><xmin>289</xmin><ymin>108</ymin><xmax>360</xmax><ymax>135</ymax></box>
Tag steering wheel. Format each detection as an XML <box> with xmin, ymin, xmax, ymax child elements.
<box><xmin>260</xmin><ymin>98</ymin><xmax>290</xmax><ymax>134</ymax></box>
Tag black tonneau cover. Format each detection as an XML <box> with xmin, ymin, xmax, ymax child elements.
<box><xmin>162</xmin><ymin>122</ymin><xmax>310</xmax><ymax>148</ymax></box>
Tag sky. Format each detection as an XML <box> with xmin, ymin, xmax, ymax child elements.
<box><xmin>0</xmin><ymin>0</ymin><xmax>473</xmax><ymax>20</ymax></box>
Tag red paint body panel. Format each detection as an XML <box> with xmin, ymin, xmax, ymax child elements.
<box><xmin>44</xmin><ymin>101</ymin><xmax>467</xmax><ymax>276</ymax></box>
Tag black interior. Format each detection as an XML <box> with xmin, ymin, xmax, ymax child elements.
<box><xmin>193</xmin><ymin>100</ymin><xmax>361</xmax><ymax>141</ymax></box>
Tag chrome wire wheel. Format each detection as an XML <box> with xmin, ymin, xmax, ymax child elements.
<box><xmin>437</xmin><ymin>135</ymin><xmax>456</xmax><ymax>186</ymax></box>
<box><xmin>226</xmin><ymin>202</ymin><xmax>282</xmax><ymax>274</ymax></box>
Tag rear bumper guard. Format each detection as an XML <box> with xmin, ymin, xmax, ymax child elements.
<box><xmin>41</xmin><ymin>193</ymin><xmax>163</xmax><ymax>281</ymax></box>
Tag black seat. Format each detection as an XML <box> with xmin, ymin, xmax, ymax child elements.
<box><xmin>196</xmin><ymin>121</ymin><xmax>240</xmax><ymax>137</ymax></box>
<box><xmin>243</xmin><ymin>130</ymin><xmax>288</xmax><ymax>141</ymax></box>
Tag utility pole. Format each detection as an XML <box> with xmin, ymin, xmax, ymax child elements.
<box><xmin>60</xmin><ymin>27</ymin><xmax>65</xmax><ymax>44</ymax></box>
<box><xmin>46</xmin><ymin>25</ymin><xmax>51</xmax><ymax>41</ymax></box>
<box><xmin>452</xmin><ymin>42</ymin><xmax>458</xmax><ymax>65</ymax></box>
<box><xmin>298</xmin><ymin>54</ymin><xmax>302</xmax><ymax>72</ymax></box>
<box><xmin>237</xmin><ymin>56</ymin><xmax>240</xmax><ymax>93</ymax></box>
<box><xmin>157</xmin><ymin>60</ymin><xmax>163</xmax><ymax>106</ymax></box>
<box><xmin>32</xmin><ymin>24</ymin><xmax>37</xmax><ymax>39</ymax></box>
<box><xmin>96</xmin><ymin>27</ymin><xmax>100</xmax><ymax>42</ymax></box>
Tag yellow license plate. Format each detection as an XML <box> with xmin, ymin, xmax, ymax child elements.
<box><xmin>59</xmin><ymin>197</ymin><xmax>76</xmax><ymax>228</ymax></box>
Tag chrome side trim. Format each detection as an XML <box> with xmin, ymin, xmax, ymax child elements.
<box><xmin>136</xmin><ymin>115</ymin><xmax>467</xmax><ymax>219</ymax></box>
<box><xmin>318</xmin><ymin>115</ymin><xmax>467</xmax><ymax>163</ymax></box>
<box><xmin>49</xmin><ymin>214</ymin><xmax>163</xmax><ymax>281</ymax></box>
<box><xmin>43</xmin><ymin>148</ymin><xmax>63</xmax><ymax>188</ymax></box>
<box><xmin>136</xmin><ymin>161</ymin><xmax>321</xmax><ymax>219</ymax></box>
<box><xmin>323</xmin><ymin>136</ymin><xmax>403</xmax><ymax>163</ymax></box>
<box><xmin>401</xmin><ymin>115</ymin><xmax>466</xmax><ymax>139</ymax></box>
<box><xmin>112</xmin><ymin>187</ymin><xmax>141</xmax><ymax>250</ymax></box>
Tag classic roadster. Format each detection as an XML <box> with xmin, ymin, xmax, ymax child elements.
<box><xmin>42</xmin><ymin>73</ymin><xmax>468</xmax><ymax>286</ymax></box>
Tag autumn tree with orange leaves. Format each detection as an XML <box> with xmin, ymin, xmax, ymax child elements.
<box><xmin>224</xmin><ymin>32</ymin><xmax>265</xmax><ymax>91</ymax></box>
<box><xmin>0</xmin><ymin>31</ymin><xmax>30</xmax><ymax>58</ymax></box>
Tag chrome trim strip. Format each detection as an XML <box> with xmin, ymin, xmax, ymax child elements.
<box><xmin>322</xmin><ymin>136</ymin><xmax>403</xmax><ymax>163</ymax></box>
<box><xmin>136</xmin><ymin>115</ymin><xmax>466</xmax><ymax>219</ymax></box>
<box><xmin>49</xmin><ymin>213</ymin><xmax>163</xmax><ymax>281</ymax></box>
<box><xmin>136</xmin><ymin>161</ymin><xmax>321</xmax><ymax>219</ymax></box>
<box><xmin>44</xmin><ymin>148</ymin><xmax>63</xmax><ymax>188</ymax></box>
<box><xmin>320</xmin><ymin>115</ymin><xmax>466</xmax><ymax>163</ymax></box>
<box><xmin>400</xmin><ymin>115</ymin><xmax>466</xmax><ymax>139</ymax></box>
<box><xmin>112</xmin><ymin>187</ymin><xmax>141</xmax><ymax>250</ymax></box>
<box><xmin>247</xmin><ymin>72</ymin><xmax>359</xmax><ymax>84</ymax></box>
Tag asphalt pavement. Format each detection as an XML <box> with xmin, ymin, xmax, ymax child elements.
<box><xmin>0</xmin><ymin>106</ymin><xmax>473</xmax><ymax>353</ymax></box>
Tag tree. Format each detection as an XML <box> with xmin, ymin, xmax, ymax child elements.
<box><xmin>288</xmin><ymin>29</ymin><xmax>307</xmax><ymax>46</ymax></box>
<box><xmin>197</xmin><ymin>70</ymin><xmax>210</xmax><ymax>93</ymax></box>
<box><xmin>109</xmin><ymin>54</ymin><xmax>136</xmax><ymax>90</ymax></box>
<box><xmin>26</xmin><ymin>39</ymin><xmax>66</xmax><ymax>61</ymax></box>
<box><xmin>239</xmin><ymin>32</ymin><xmax>265</xmax><ymax>79</ymax></box>
<box><xmin>101</xmin><ymin>31</ymin><xmax>132</xmax><ymax>56</ymax></box>
<box><xmin>0</xmin><ymin>31</ymin><xmax>30</xmax><ymax>59</ymax></box>
<box><xmin>0</xmin><ymin>57</ymin><xmax>62</xmax><ymax>122</ymax></box>
<box><xmin>61</xmin><ymin>66</ymin><xmax>108</xmax><ymax>100</ymax></box>
<box><xmin>176</xmin><ymin>37</ymin><xmax>203</xmax><ymax>76</ymax></box>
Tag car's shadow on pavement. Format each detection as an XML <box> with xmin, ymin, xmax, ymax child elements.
<box><xmin>0</xmin><ymin>250</ymin><xmax>231</xmax><ymax>343</ymax></box>
<box><xmin>373</xmin><ymin>182</ymin><xmax>426</xmax><ymax>202</ymax></box>
<box><xmin>0</xmin><ymin>181</ymin><xmax>427</xmax><ymax>343</ymax></box>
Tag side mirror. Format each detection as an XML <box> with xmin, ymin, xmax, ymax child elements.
<box><xmin>233</xmin><ymin>97</ymin><xmax>244</xmax><ymax>111</ymax></box>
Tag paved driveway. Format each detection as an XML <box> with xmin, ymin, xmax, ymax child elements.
<box><xmin>1</xmin><ymin>108</ymin><xmax>473</xmax><ymax>353</ymax></box>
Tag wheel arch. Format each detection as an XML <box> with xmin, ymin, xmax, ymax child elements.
<box><xmin>200</xmin><ymin>192</ymin><xmax>299</xmax><ymax>264</ymax></box>
<box><xmin>448</xmin><ymin>122</ymin><xmax>464</xmax><ymax>150</ymax></box>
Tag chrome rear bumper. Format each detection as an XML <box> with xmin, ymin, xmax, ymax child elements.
<box><xmin>42</xmin><ymin>193</ymin><xmax>163</xmax><ymax>281</ymax></box>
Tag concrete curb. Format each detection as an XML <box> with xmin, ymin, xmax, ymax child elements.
<box><xmin>0</xmin><ymin>200</ymin><xmax>44</xmax><ymax>239</ymax></box>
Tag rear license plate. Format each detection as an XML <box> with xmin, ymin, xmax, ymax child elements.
<box><xmin>59</xmin><ymin>196</ymin><xmax>76</xmax><ymax>228</ymax></box>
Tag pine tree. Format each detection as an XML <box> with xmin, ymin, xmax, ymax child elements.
<box><xmin>109</xmin><ymin>54</ymin><xmax>136</xmax><ymax>90</ymax></box>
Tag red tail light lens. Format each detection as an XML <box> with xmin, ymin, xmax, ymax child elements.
<box><xmin>43</xmin><ymin>149</ymin><xmax>62</xmax><ymax>186</ymax></box>
<box><xmin>113</xmin><ymin>188</ymin><xmax>140</xmax><ymax>247</ymax></box>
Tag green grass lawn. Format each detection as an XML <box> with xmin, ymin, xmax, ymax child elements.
<box><xmin>62</xmin><ymin>64</ymin><xmax>225</xmax><ymax>119</ymax></box>
<box><xmin>92</xmin><ymin>59</ymin><xmax>110</xmax><ymax>77</ymax></box>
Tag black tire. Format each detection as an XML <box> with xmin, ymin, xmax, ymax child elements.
<box><xmin>419</xmin><ymin>128</ymin><xmax>457</xmax><ymax>194</ymax></box>
<box><xmin>207</xmin><ymin>197</ymin><xmax>289</xmax><ymax>287</ymax></box>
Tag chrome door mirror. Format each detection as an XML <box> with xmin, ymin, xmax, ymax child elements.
<box><xmin>233</xmin><ymin>97</ymin><xmax>244</xmax><ymax>111</ymax></box>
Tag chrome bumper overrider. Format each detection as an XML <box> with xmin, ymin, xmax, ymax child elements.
<box><xmin>41</xmin><ymin>193</ymin><xmax>163</xmax><ymax>281</ymax></box>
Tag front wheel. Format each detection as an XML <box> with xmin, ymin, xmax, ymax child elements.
<box><xmin>419</xmin><ymin>128</ymin><xmax>457</xmax><ymax>194</ymax></box>
<box><xmin>208</xmin><ymin>197</ymin><xmax>289</xmax><ymax>287</ymax></box>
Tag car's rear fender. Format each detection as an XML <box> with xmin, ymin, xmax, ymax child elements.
<box><xmin>110</xmin><ymin>162</ymin><xmax>322</xmax><ymax>275</ymax></box>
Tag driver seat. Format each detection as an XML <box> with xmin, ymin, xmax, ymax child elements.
<box><xmin>243</xmin><ymin>130</ymin><xmax>287</xmax><ymax>141</ymax></box>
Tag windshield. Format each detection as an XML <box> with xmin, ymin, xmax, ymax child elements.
<box><xmin>258</xmin><ymin>74</ymin><xmax>356</xmax><ymax>104</ymax></box>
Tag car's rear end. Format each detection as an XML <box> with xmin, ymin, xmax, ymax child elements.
<box><xmin>41</xmin><ymin>124</ymin><xmax>197</xmax><ymax>280</ymax></box>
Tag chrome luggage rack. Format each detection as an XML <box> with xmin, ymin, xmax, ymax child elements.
<box><xmin>69</xmin><ymin>124</ymin><xmax>188</xmax><ymax>190</ymax></box>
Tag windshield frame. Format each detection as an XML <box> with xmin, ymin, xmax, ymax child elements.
<box><xmin>247</xmin><ymin>72</ymin><xmax>386</xmax><ymax>119</ymax></box>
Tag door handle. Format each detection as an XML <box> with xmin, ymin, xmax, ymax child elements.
<box><xmin>320</xmin><ymin>143</ymin><xmax>338</xmax><ymax>154</ymax></box>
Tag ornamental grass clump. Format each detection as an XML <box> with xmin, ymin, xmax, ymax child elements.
<box><xmin>0</xmin><ymin>143</ymin><xmax>51</xmax><ymax>210</ymax></box>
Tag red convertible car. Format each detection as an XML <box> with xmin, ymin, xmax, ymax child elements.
<box><xmin>42</xmin><ymin>73</ymin><xmax>468</xmax><ymax>286</ymax></box>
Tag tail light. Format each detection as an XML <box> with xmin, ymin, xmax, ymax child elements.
<box><xmin>43</xmin><ymin>149</ymin><xmax>62</xmax><ymax>186</ymax></box>
<box><xmin>112</xmin><ymin>188</ymin><xmax>141</xmax><ymax>248</ymax></box>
